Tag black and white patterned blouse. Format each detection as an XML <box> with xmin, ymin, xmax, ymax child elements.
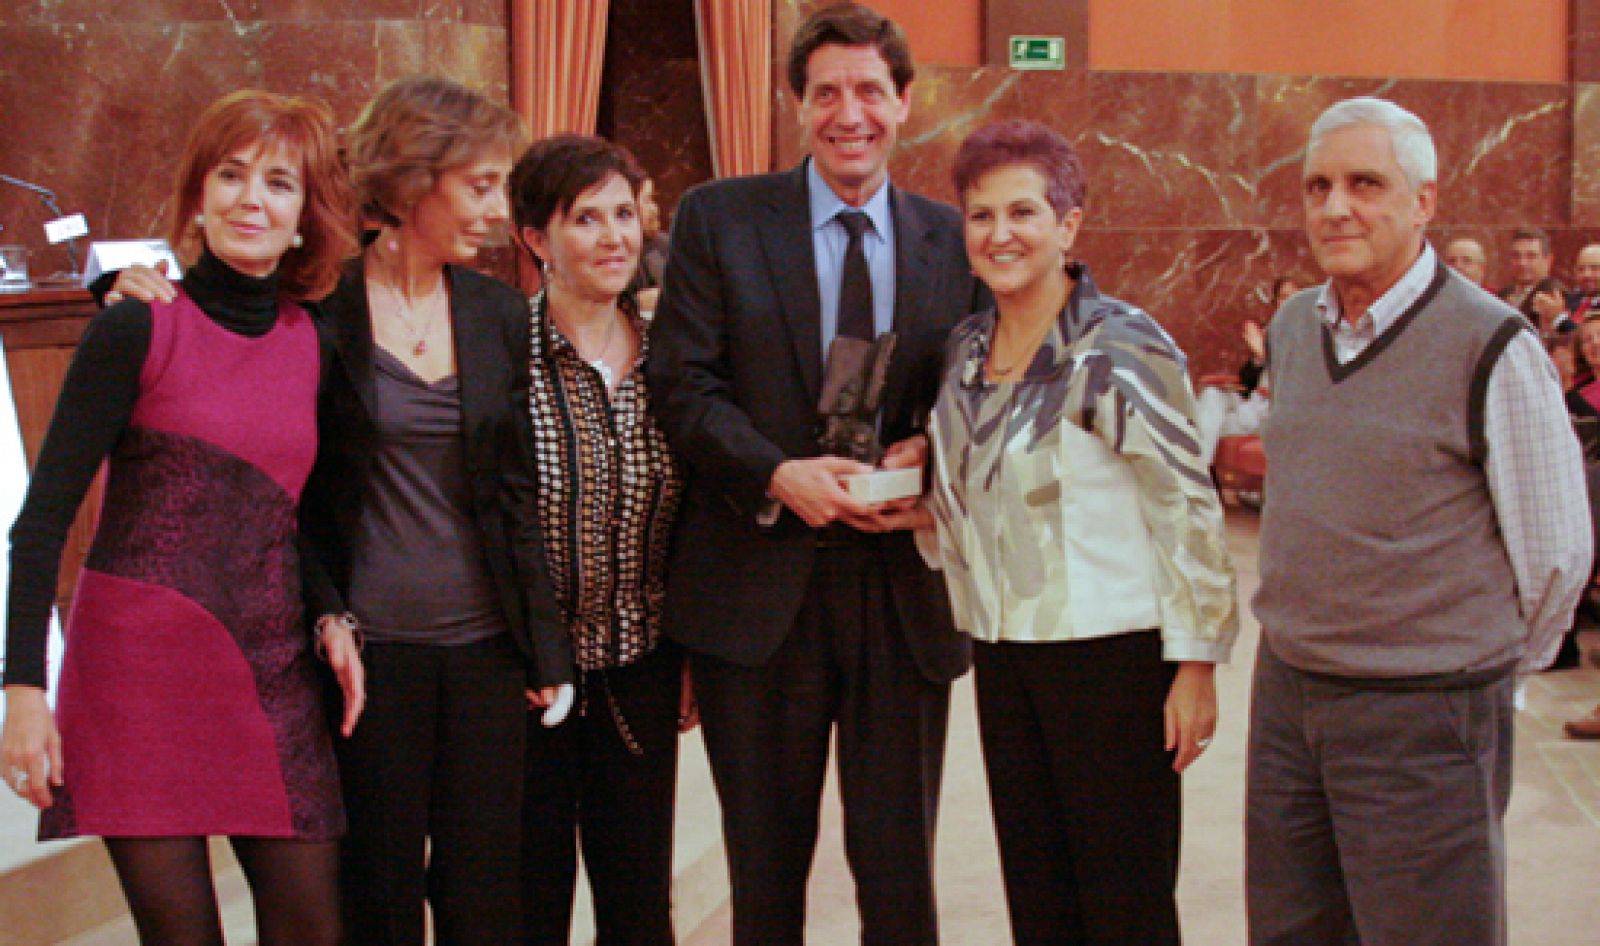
<box><xmin>528</xmin><ymin>291</ymin><xmax>683</xmax><ymax>671</ymax></box>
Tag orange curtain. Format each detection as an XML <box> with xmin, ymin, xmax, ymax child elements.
<box><xmin>694</xmin><ymin>0</ymin><xmax>773</xmax><ymax>178</ymax></box>
<box><xmin>510</xmin><ymin>0</ymin><xmax>611</xmax><ymax>138</ymax></box>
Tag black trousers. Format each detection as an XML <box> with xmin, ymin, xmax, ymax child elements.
<box><xmin>692</xmin><ymin>543</ymin><xmax>951</xmax><ymax>946</ymax></box>
<box><xmin>522</xmin><ymin>642</ymin><xmax>684</xmax><ymax>946</ymax></box>
<box><xmin>974</xmin><ymin>633</ymin><xmax>1181</xmax><ymax>946</ymax></box>
<box><xmin>336</xmin><ymin>635</ymin><xmax>527</xmax><ymax>946</ymax></box>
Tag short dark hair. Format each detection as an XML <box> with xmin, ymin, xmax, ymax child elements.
<box><xmin>787</xmin><ymin>2</ymin><xmax>915</xmax><ymax>97</ymax></box>
<box><xmin>510</xmin><ymin>134</ymin><xmax>645</xmax><ymax>241</ymax></box>
<box><xmin>1511</xmin><ymin>227</ymin><xmax>1552</xmax><ymax>255</ymax></box>
<box><xmin>952</xmin><ymin>119</ymin><xmax>1086</xmax><ymax>216</ymax></box>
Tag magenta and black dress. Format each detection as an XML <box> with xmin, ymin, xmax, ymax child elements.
<box><xmin>3</xmin><ymin>250</ymin><xmax>343</xmax><ymax>841</ymax></box>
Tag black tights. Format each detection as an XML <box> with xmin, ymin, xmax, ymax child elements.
<box><xmin>105</xmin><ymin>836</ymin><xmax>340</xmax><ymax>946</ymax></box>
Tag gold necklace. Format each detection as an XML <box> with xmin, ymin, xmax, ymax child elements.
<box><xmin>988</xmin><ymin>316</ymin><xmax>1054</xmax><ymax>378</ymax></box>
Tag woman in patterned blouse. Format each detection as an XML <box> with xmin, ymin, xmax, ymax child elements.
<box><xmin>510</xmin><ymin>135</ymin><xmax>688</xmax><ymax>946</ymax></box>
<box><xmin>925</xmin><ymin>119</ymin><xmax>1240</xmax><ymax>945</ymax></box>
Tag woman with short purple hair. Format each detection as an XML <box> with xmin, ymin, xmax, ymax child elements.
<box><xmin>926</xmin><ymin>119</ymin><xmax>1239</xmax><ymax>945</ymax></box>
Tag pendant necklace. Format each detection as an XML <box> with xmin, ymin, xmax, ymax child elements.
<box><xmin>384</xmin><ymin>282</ymin><xmax>443</xmax><ymax>357</ymax></box>
<box><xmin>371</xmin><ymin>245</ymin><xmax>443</xmax><ymax>357</ymax></box>
<box><xmin>988</xmin><ymin>316</ymin><xmax>1053</xmax><ymax>379</ymax></box>
<box><xmin>587</xmin><ymin>315</ymin><xmax>619</xmax><ymax>388</ymax></box>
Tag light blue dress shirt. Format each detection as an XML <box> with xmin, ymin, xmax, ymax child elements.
<box><xmin>806</xmin><ymin>159</ymin><xmax>897</xmax><ymax>358</ymax></box>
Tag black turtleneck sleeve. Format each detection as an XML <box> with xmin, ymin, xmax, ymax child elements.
<box><xmin>3</xmin><ymin>251</ymin><xmax>287</xmax><ymax>688</ymax></box>
<box><xmin>3</xmin><ymin>301</ymin><xmax>152</xmax><ymax>687</ymax></box>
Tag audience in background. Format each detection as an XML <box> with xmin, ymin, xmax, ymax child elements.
<box><xmin>1502</xmin><ymin>226</ymin><xmax>1555</xmax><ymax>309</ymax></box>
<box><xmin>1562</xmin><ymin>243</ymin><xmax>1600</xmax><ymax>323</ymax></box>
<box><xmin>1239</xmin><ymin>276</ymin><xmax>1299</xmax><ymax>397</ymax></box>
<box><xmin>1444</xmin><ymin>236</ymin><xmax>1489</xmax><ymax>287</ymax></box>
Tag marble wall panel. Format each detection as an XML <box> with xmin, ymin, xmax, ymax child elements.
<box><xmin>1075</xmin><ymin>71</ymin><xmax>1256</xmax><ymax>228</ymax></box>
<box><xmin>2</xmin><ymin>21</ymin><xmax>290</xmax><ymax>276</ymax></box>
<box><xmin>764</xmin><ymin>54</ymin><xmax>1596</xmax><ymax>375</ymax></box>
<box><xmin>1</xmin><ymin>0</ymin><xmax>445</xmax><ymax>25</ymax></box>
<box><xmin>602</xmin><ymin>58</ymin><xmax>712</xmax><ymax>216</ymax></box>
<box><xmin>1251</xmin><ymin>75</ymin><xmax>1419</xmax><ymax>227</ymax></box>
<box><xmin>1249</xmin><ymin>76</ymin><xmax>1571</xmax><ymax>229</ymax></box>
<box><xmin>1445</xmin><ymin>82</ymin><xmax>1570</xmax><ymax>227</ymax></box>
<box><xmin>1574</xmin><ymin>0</ymin><xmax>1600</xmax><ymax>83</ymax></box>
<box><xmin>597</xmin><ymin>0</ymin><xmax>710</xmax><ymax>217</ymax></box>
<box><xmin>1</xmin><ymin>1</ymin><xmax>240</xmax><ymax>23</ymax></box>
<box><xmin>0</xmin><ymin>7</ymin><xmax>510</xmax><ymax>278</ymax></box>
<box><xmin>1072</xmin><ymin>227</ymin><xmax>1313</xmax><ymax>376</ymax></box>
<box><xmin>1573</xmin><ymin>84</ymin><xmax>1600</xmax><ymax>225</ymax></box>
<box><xmin>252</xmin><ymin>0</ymin><xmax>424</xmax><ymax>20</ymax></box>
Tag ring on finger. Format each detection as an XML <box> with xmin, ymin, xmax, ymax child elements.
<box><xmin>8</xmin><ymin>766</ymin><xmax>28</xmax><ymax>791</ymax></box>
<box><xmin>1196</xmin><ymin>737</ymin><xmax>1213</xmax><ymax>749</ymax></box>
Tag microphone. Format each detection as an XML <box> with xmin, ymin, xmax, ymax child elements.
<box><xmin>0</xmin><ymin>173</ymin><xmax>83</xmax><ymax>278</ymax></box>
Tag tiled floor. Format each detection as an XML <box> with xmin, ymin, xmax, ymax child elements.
<box><xmin>685</xmin><ymin>508</ymin><xmax>1600</xmax><ymax>945</ymax></box>
<box><xmin>17</xmin><ymin>508</ymin><xmax>1600</xmax><ymax>944</ymax></box>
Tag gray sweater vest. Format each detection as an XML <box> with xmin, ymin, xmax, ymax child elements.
<box><xmin>1252</xmin><ymin>261</ymin><xmax>1529</xmax><ymax>679</ymax></box>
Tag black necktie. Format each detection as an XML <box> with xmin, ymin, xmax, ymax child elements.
<box><xmin>836</xmin><ymin>211</ymin><xmax>875</xmax><ymax>341</ymax></box>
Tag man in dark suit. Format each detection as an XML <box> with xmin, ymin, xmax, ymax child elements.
<box><xmin>645</xmin><ymin>4</ymin><xmax>979</xmax><ymax>943</ymax></box>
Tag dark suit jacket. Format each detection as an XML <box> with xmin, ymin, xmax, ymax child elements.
<box><xmin>645</xmin><ymin>163</ymin><xmax>979</xmax><ymax>684</ymax></box>
<box><xmin>298</xmin><ymin>261</ymin><xmax>573</xmax><ymax>686</ymax></box>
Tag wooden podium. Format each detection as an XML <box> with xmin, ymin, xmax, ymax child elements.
<box><xmin>0</xmin><ymin>287</ymin><xmax>101</xmax><ymax>612</ymax></box>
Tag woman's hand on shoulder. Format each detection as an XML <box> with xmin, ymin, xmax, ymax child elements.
<box><xmin>2</xmin><ymin>685</ymin><xmax>62</xmax><ymax>809</ymax></box>
<box><xmin>1164</xmin><ymin>662</ymin><xmax>1218</xmax><ymax>774</ymax></box>
<box><xmin>104</xmin><ymin>262</ymin><xmax>176</xmax><ymax>307</ymax></box>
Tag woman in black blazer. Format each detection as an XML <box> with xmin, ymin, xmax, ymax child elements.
<box><xmin>296</xmin><ymin>76</ymin><xmax>571</xmax><ymax>946</ymax></box>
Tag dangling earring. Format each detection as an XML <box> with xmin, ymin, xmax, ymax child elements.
<box><xmin>290</xmin><ymin>233</ymin><xmax>304</xmax><ymax>249</ymax></box>
<box><xmin>193</xmin><ymin>213</ymin><xmax>206</xmax><ymax>229</ymax></box>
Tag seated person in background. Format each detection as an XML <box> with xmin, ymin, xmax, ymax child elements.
<box><xmin>1444</xmin><ymin>236</ymin><xmax>1489</xmax><ymax>288</ymax></box>
<box><xmin>1502</xmin><ymin>227</ymin><xmax>1573</xmax><ymax>339</ymax></box>
<box><xmin>1549</xmin><ymin>335</ymin><xmax>1577</xmax><ymax>394</ymax></box>
<box><xmin>626</xmin><ymin>175</ymin><xmax>670</xmax><ymax>313</ymax></box>
<box><xmin>1500</xmin><ymin>227</ymin><xmax>1554</xmax><ymax>311</ymax></box>
<box><xmin>1239</xmin><ymin>276</ymin><xmax>1298</xmax><ymax>396</ymax></box>
<box><xmin>1567</xmin><ymin>320</ymin><xmax>1600</xmax><ymax>438</ymax></box>
<box><xmin>1561</xmin><ymin>243</ymin><xmax>1600</xmax><ymax>324</ymax></box>
<box><xmin>1552</xmin><ymin>324</ymin><xmax>1600</xmax><ymax>674</ymax></box>
<box><xmin>1197</xmin><ymin>276</ymin><xmax>1294</xmax><ymax>461</ymax></box>
<box><xmin>1562</xmin><ymin>321</ymin><xmax>1600</xmax><ymax>718</ymax></box>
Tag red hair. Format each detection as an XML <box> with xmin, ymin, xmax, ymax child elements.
<box><xmin>169</xmin><ymin>90</ymin><xmax>358</xmax><ymax>301</ymax></box>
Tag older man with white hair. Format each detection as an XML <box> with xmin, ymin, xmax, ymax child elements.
<box><xmin>1245</xmin><ymin>96</ymin><xmax>1591</xmax><ymax>946</ymax></box>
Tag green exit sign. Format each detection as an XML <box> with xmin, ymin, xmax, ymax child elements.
<box><xmin>1009</xmin><ymin>36</ymin><xmax>1065</xmax><ymax>70</ymax></box>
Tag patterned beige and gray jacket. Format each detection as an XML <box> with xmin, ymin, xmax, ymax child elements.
<box><xmin>927</xmin><ymin>267</ymin><xmax>1238</xmax><ymax>660</ymax></box>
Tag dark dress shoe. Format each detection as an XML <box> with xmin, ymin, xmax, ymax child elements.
<box><xmin>1563</xmin><ymin>707</ymin><xmax>1600</xmax><ymax>740</ymax></box>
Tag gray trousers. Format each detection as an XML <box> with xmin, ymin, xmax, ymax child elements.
<box><xmin>1245</xmin><ymin>640</ymin><xmax>1514</xmax><ymax>946</ymax></box>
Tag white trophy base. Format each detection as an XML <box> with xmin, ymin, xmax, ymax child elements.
<box><xmin>842</xmin><ymin>467</ymin><xmax>923</xmax><ymax>502</ymax></box>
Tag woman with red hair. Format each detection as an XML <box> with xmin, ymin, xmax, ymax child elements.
<box><xmin>1</xmin><ymin>89</ymin><xmax>362</xmax><ymax>945</ymax></box>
